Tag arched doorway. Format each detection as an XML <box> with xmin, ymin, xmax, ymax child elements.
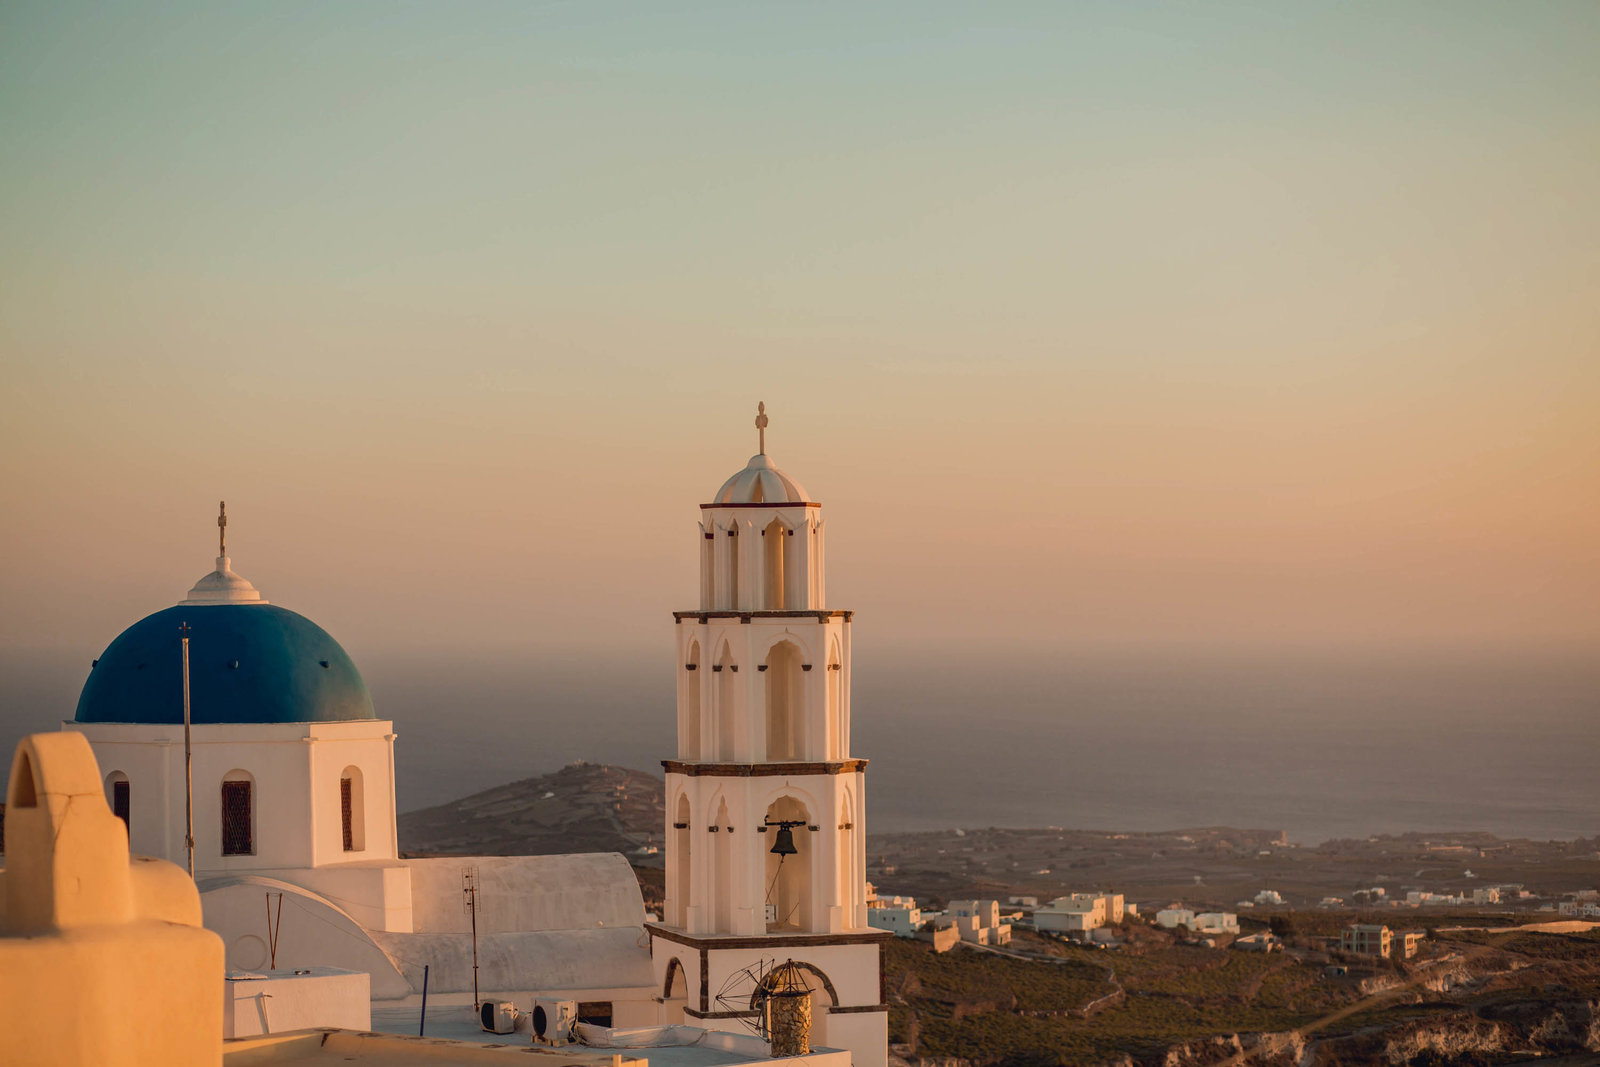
<box><xmin>662</xmin><ymin>957</ymin><xmax>688</xmax><ymax>1024</ymax></box>
<box><xmin>749</xmin><ymin>961</ymin><xmax>838</xmax><ymax>1047</ymax></box>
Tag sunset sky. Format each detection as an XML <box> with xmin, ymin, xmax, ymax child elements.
<box><xmin>3</xmin><ymin>2</ymin><xmax>1597</xmax><ymax>664</ymax></box>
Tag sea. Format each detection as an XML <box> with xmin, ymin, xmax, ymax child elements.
<box><xmin>2</xmin><ymin>645</ymin><xmax>1595</xmax><ymax>846</ymax></box>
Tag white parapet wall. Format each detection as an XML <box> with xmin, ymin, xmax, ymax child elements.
<box><xmin>224</xmin><ymin>967</ymin><xmax>371</xmax><ymax>1039</ymax></box>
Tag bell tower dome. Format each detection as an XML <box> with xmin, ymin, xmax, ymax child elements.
<box><xmin>648</xmin><ymin>404</ymin><xmax>888</xmax><ymax>1067</ymax></box>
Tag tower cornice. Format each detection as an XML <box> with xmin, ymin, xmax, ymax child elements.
<box><xmin>700</xmin><ymin>501</ymin><xmax>822</xmax><ymax>510</ymax></box>
<box><xmin>662</xmin><ymin>759</ymin><xmax>867</xmax><ymax>777</ymax></box>
<box><xmin>673</xmin><ymin>609</ymin><xmax>852</xmax><ymax>623</ymax></box>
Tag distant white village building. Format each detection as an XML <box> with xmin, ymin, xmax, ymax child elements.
<box><xmin>865</xmin><ymin>885</ymin><xmax>922</xmax><ymax>937</ymax></box>
<box><xmin>1154</xmin><ymin>907</ymin><xmax>1238</xmax><ymax>935</ymax></box>
<box><xmin>945</xmin><ymin>899</ymin><xmax>1013</xmax><ymax>946</ymax></box>
<box><xmin>1340</xmin><ymin>924</ymin><xmax>1423</xmax><ymax>960</ymax></box>
<box><xmin>1033</xmin><ymin>892</ymin><xmax>1124</xmax><ymax>936</ymax></box>
<box><xmin>1193</xmin><ymin>912</ymin><xmax>1240</xmax><ymax>935</ymax></box>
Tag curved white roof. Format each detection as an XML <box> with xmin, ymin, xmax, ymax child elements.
<box><xmin>712</xmin><ymin>453</ymin><xmax>811</xmax><ymax>505</ymax></box>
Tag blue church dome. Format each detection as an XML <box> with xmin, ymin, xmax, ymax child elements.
<box><xmin>75</xmin><ymin>602</ymin><xmax>375</xmax><ymax>726</ymax></box>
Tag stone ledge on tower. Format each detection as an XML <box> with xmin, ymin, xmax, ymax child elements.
<box><xmin>661</xmin><ymin>760</ymin><xmax>868</xmax><ymax>777</ymax></box>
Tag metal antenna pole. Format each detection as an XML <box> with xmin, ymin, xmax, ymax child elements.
<box><xmin>180</xmin><ymin>620</ymin><xmax>195</xmax><ymax>879</ymax></box>
<box><xmin>464</xmin><ymin>868</ymin><xmax>480</xmax><ymax>1010</ymax></box>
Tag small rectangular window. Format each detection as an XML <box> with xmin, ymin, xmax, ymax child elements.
<box><xmin>112</xmin><ymin>780</ymin><xmax>130</xmax><ymax>835</ymax></box>
<box><xmin>576</xmin><ymin>1002</ymin><xmax>613</xmax><ymax>1028</ymax></box>
<box><xmin>222</xmin><ymin>781</ymin><xmax>253</xmax><ymax>855</ymax></box>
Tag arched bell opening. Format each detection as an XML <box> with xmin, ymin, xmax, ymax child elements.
<box><xmin>764</xmin><ymin>641</ymin><xmax>805</xmax><ymax>761</ymax></box>
<box><xmin>763</xmin><ymin>795</ymin><xmax>815</xmax><ymax>933</ymax></box>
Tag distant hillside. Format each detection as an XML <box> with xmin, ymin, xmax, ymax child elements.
<box><xmin>398</xmin><ymin>762</ymin><xmax>665</xmax><ymax>863</ymax></box>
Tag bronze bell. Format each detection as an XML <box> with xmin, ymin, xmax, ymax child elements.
<box><xmin>769</xmin><ymin>824</ymin><xmax>798</xmax><ymax>857</ymax></box>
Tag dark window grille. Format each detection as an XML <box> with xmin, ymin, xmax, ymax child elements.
<box><xmin>341</xmin><ymin>777</ymin><xmax>354</xmax><ymax>851</ymax></box>
<box><xmin>112</xmin><ymin>780</ymin><xmax>130</xmax><ymax>835</ymax></box>
<box><xmin>221</xmin><ymin>780</ymin><xmax>253</xmax><ymax>855</ymax></box>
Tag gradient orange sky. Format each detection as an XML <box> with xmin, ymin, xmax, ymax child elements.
<box><xmin>2</xmin><ymin>3</ymin><xmax>1597</xmax><ymax>662</ymax></box>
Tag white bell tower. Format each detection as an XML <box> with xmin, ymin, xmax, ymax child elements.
<box><xmin>648</xmin><ymin>404</ymin><xmax>888</xmax><ymax>1067</ymax></box>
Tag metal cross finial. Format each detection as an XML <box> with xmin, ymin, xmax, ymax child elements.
<box><xmin>755</xmin><ymin>401</ymin><xmax>769</xmax><ymax>455</ymax></box>
<box><xmin>217</xmin><ymin>501</ymin><xmax>227</xmax><ymax>557</ymax></box>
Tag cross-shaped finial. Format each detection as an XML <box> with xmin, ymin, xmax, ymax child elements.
<box><xmin>179</xmin><ymin>621</ymin><xmax>191</xmax><ymax>640</ymax></box>
<box><xmin>217</xmin><ymin>501</ymin><xmax>227</xmax><ymax>557</ymax></box>
<box><xmin>755</xmin><ymin>401</ymin><xmax>769</xmax><ymax>455</ymax></box>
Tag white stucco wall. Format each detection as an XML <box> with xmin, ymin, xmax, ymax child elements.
<box><xmin>223</xmin><ymin>968</ymin><xmax>371</xmax><ymax>1038</ymax></box>
<box><xmin>66</xmin><ymin>719</ymin><xmax>396</xmax><ymax>876</ymax></box>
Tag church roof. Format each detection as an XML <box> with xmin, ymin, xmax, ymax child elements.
<box><xmin>75</xmin><ymin>602</ymin><xmax>375</xmax><ymax>725</ymax></box>
<box><xmin>711</xmin><ymin>453</ymin><xmax>811</xmax><ymax>505</ymax></box>
<box><xmin>75</xmin><ymin>508</ymin><xmax>374</xmax><ymax>726</ymax></box>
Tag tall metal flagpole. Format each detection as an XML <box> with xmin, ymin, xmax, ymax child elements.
<box><xmin>180</xmin><ymin>620</ymin><xmax>195</xmax><ymax>878</ymax></box>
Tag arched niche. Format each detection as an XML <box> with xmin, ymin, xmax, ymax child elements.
<box><xmin>673</xmin><ymin>793</ymin><xmax>692</xmax><ymax>927</ymax></box>
<box><xmin>765</xmin><ymin>641</ymin><xmax>805</xmax><ymax>761</ymax></box>
<box><xmin>763</xmin><ymin>518</ymin><xmax>787</xmax><ymax>609</ymax></box>
<box><xmin>715</xmin><ymin>643</ymin><xmax>737</xmax><ymax>761</ymax></box>
<box><xmin>711</xmin><ymin>797</ymin><xmax>733</xmax><ymax>933</ymax></box>
<box><xmin>683</xmin><ymin>642</ymin><xmax>702</xmax><ymax>759</ymax></box>
<box><xmin>827</xmin><ymin>638</ymin><xmax>844</xmax><ymax>759</ymax></box>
